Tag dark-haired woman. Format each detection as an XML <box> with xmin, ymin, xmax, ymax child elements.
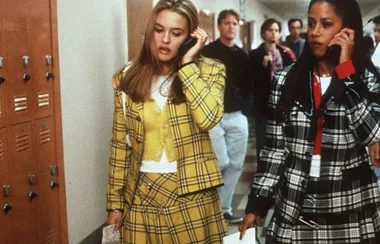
<box><xmin>106</xmin><ymin>0</ymin><xmax>227</xmax><ymax>243</ymax></box>
<box><xmin>240</xmin><ymin>0</ymin><xmax>380</xmax><ymax>243</ymax></box>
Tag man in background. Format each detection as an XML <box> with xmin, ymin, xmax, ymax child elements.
<box><xmin>201</xmin><ymin>9</ymin><xmax>252</xmax><ymax>224</ymax></box>
<box><xmin>374</xmin><ymin>15</ymin><xmax>380</xmax><ymax>47</ymax></box>
<box><xmin>282</xmin><ymin>18</ymin><xmax>305</xmax><ymax>59</ymax></box>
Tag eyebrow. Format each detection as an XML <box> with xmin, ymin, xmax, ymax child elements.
<box><xmin>308</xmin><ymin>17</ymin><xmax>333</xmax><ymax>22</ymax></box>
<box><xmin>154</xmin><ymin>23</ymin><xmax>185</xmax><ymax>32</ymax></box>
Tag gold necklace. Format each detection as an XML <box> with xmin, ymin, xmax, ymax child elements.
<box><xmin>320</xmin><ymin>73</ymin><xmax>331</xmax><ymax>78</ymax></box>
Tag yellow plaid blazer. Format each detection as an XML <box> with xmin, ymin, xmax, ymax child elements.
<box><xmin>107</xmin><ymin>57</ymin><xmax>226</xmax><ymax>210</ymax></box>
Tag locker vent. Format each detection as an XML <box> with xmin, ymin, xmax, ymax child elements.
<box><xmin>15</xmin><ymin>135</ymin><xmax>29</xmax><ymax>152</ymax></box>
<box><xmin>0</xmin><ymin>140</ymin><xmax>4</xmax><ymax>160</ymax></box>
<box><xmin>44</xmin><ymin>230</ymin><xmax>56</xmax><ymax>244</ymax></box>
<box><xmin>38</xmin><ymin>92</ymin><xmax>50</xmax><ymax>108</ymax></box>
<box><xmin>40</xmin><ymin>129</ymin><xmax>51</xmax><ymax>144</ymax></box>
<box><xmin>14</xmin><ymin>95</ymin><xmax>27</xmax><ymax>112</ymax></box>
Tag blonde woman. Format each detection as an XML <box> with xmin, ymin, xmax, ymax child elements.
<box><xmin>106</xmin><ymin>0</ymin><xmax>227</xmax><ymax>243</ymax></box>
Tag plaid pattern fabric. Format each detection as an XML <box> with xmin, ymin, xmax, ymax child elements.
<box><xmin>266</xmin><ymin>209</ymin><xmax>380</xmax><ymax>243</ymax></box>
<box><xmin>250</xmin><ymin>65</ymin><xmax>380</xmax><ymax>242</ymax></box>
<box><xmin>122</xmin><ymin>172</ymin><xmax>227</xmax><ymax>244</ymax></box>
<box><xmin>107</xmin><ymin>57</ymin><xmax>225</xmax><ymax>210</ymax></box>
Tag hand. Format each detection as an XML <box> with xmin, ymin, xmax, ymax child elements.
<box><xmin>369</xmin><ymin>142</ymin><xmax>380</xmax><ymax>167</ymax></box>
<box><xmin>262</xmin><ymin>55</ymin><xmax>272</xmax><ymax>68</ymax></box>
<box><xmin>181</xmin><ymin>27</ymin><xmax>208</xmax><ymax>64</ymax></box>
<box><xmin>328</xmin><ymin>28</ymin><xmax>355</xmax><ymax>64</ymax></box>
<box><xmin>107</xmin><ymin>211</ymin><xmax>123</xmax><ymax>233</ymax></box>
<box><xmin>238</xmin><ymin>213</ymin><xmax>261</xmax><ymax>240</ymax></box>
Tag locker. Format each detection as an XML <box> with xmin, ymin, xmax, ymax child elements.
<box><xmin>5</xmin><ymin>0</ymin><xmax>33</xmax><ymax>124</ymax></box>
<box><xmin>0</xmin><ymin>128</ymin><xmax>10</xmax><ymax>244</ymax></box>
<box><xmin>0</xmin><ymin>0</ymin><xmax>8</xmax><ymax>128</ymax></box>
<box><xmin>10</xmin><ymin>122</ymin><xmax>39</xmax><ymax>244</ymax></box>
<box><xmin>34</xmin><ymin>117</ymin><xmax>60</xmax><ymax>244</ymax></box>
<box><xmin>31</xmin><ymin>0</ymin><xmax>54</xmax><ymax>119</ymax></box>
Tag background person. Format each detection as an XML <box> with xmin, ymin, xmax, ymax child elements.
<box><xmin>201</xmin><ymin>9</ymin><xmax>252</xmax><ymax>224</ymax></box>
<box><xmin>282</xmin><ymin>18</ymin><xmax>306</xmax><ymax>58</ymax></box>
<box><xmin>249</xmin><ymin>18</ymin><xmax>294</xmax><ymax>165</ymax></box>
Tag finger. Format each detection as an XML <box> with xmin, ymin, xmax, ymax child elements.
<box><xmin>370</xmin><ymin>146</ymin><xmax>375</xmax><ymax>164</ymax></box>
<box><xmin>341</xmin><ymin>28</ymin><xmax>355</xmax><ymax>40</ymax></box>
<box><xmin>114</xmin><ymin>217</ymin><xmax>122</xmax><ymax>233</ymax></box>
<box><xmin>336</xmin><ymin>32</ymin><xmax>351</xmax><ymax>43</ymax></box>
<box><xmin>190</xmin><ymin>32</ymin><xmax>207</xmax><ymax>45</ymax></box>
<box><xmin>375</xmin><ymin>143</ymin><xmax>380</xmax><ymax>158</ymax></box>
<box><xmin>239</xmin><ymin>223</ymin><xmax>247</xmax><ymax>240</ymax></box>
<box><xmin>374</xmin><ymin>143</ymin><xmax>380</xmax><ymax>166</ymax></box>
<box><xmin>196</xmin><ymin>27</ymin><xmax>208</xmax><ymax>38</ymax></box>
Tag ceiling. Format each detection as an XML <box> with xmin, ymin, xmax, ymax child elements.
<box><xmin>255</xmin><ymin>0</ymin><xmax>380</xmax><ymax>20</ymax></box>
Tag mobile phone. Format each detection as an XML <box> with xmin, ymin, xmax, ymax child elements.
<box><xmin>178</xmin><ymin>37</ymin><xmax>197</xmax><ymax>57</ymax></box>
<box><xmin>325</xmin><ymin>44</ymin><xmax>341</xmax><ymax>66</ymax></box>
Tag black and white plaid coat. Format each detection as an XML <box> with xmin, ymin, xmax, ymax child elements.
<box><xmin>246</xmin><ymin>64</ymin><xmax>380</xmax><ymax>236</ymax></box>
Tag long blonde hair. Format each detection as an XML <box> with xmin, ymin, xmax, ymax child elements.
<box><xmin>121</xmin><ymin>0</ymin><xmax>199</xmax><ymax>103</ymax></box>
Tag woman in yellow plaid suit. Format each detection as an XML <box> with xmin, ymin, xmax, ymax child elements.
<box><xmin>106</xmin><ymin>0</ymin><xmax>227</xmax><ymax>243</ymax></box>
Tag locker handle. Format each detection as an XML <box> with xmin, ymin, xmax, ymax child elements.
<box><xmin>3</xmin><ymin>202</ymin><xmax>12</xmax><ymax>213</ymax></box>
<box><xmin>23</xmin><ymin>72</ymin><xmax>31</xmax><ymax>83</ymax></box>
<box><xmin>0</xmin><ymin>76</ymin><xmax>4</xmax><ymax>85</ymax></box>
<box><xmin>3</xmin><ymin>185</ymin><xmax>10</xmax><ymax>197</ymax></box>
<box><xmin>50</xmin><ymin>180</ymin><xmax>59</xmax><ymax>190</ymax></box>
<box><xmin>46</xmin><ymin>71</ymin><xmax>54</xmax><ymax>80</ymax></box>
<box><xmin>23</xmin><ymin>56</ymin><xmax>29</xmax><ymax>67</ymax></box>
<box><xmin>46</xmin><ymin>55</ymin><xmax>53</xmax><ymax>66</ymax></box>
<box><xmin>29</xmin><ymin>191</ymin><xmax>38</xmax><ymax>200</ymax></box>
<box><xmin>50</xmin><ymin>165</ymin><xmax>57</xmax><ymax>176</ymax></box>
<box><xmin>28</xmin><ymin>174</ymin><xmax>36</xmax><ymax>185</ymax></box>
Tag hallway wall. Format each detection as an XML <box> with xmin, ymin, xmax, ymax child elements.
<box><xmin>57</xmin><ymin>1</ymin><xmax>128</xmax><ymax>243</ymax></box>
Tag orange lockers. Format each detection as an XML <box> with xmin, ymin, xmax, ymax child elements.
<box><xmin>0</xmin><ymin>0</ymin><xmax>67</xmax><ymax>243</ymax></box>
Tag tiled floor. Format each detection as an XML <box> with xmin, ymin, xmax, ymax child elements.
<box><xmin>226</xmin><ymin>116</ymin><xmax>380</xmax><ymax>244</ymax></box>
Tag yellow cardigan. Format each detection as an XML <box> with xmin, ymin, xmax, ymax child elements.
<box><xmin>107</xmin><ymin>57</ymin><xmax>226</xmax><ymax>211</ymax></box>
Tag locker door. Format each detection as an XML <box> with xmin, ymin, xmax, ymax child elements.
<box><xmin>0</xmin><ymin>0</ymin><xmax>8</xmax><ymax>128</ymax></box>
<box><xmin>31</xmin><ymin>0</ymin><xmax>54</xmax><ymax>119</ymax></box>
<box><xmin>5</xmin><ymin>0</ymin><xmax>33</xmax><ymax>124</ymax></box>
<box><xmin>10</xmin><ymin>122</ymin><xmax>39</xmax><ymax>244</ymax></box>
<box><xmin>0</xmin><ymin>128</ymin><xmax>10</xmax><ymax>244</ymax></box>
<box><xmin>34</xmin><ymin>117</ymin><xmax>60</xmax><ymax>243</ymax></box>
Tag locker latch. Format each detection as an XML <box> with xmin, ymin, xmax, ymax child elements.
<box><xmin>46</xmin><ymin>71</ymin><xmax>54</xmax><ymax>80</ymax></box>
<box><xmin>3</xmin><ymin>185</ymin><xmax>10</xmax><ymax>197</ymax></box>
<box><xmin>0</xmin><ymin>57</ymin><xmax>3</xmax><ymax>68</ymax></box>
<box><xmin>29</xmin><ymin>191</ymin><xmax>38</xmax><ymax>200</ymax></box>
<box><xmin>46</xmin><ymin>55</ymin><xmax>53</xmax><ymax>66</ymax></box>
<box><xmin>50</xmin><ymin>180</ymin><xmax>59</xmax><ymax>190</ymax></box>
<box><xmin>50</xmin><ymin>165</ymin><xmax>57</xmax><ymax>176</ymax></box>
<box><xmin>28</xmin><ymin>174</ymin><xmax>36</xmax><ymax>185</ymax></box>
<box><xmin>23</xmin><ymin>72</ymin><xmax>31</xmax><ymax>82</ymax></box>
<box><xmin>23</xmin><ymin>56</ymin><xmax>29</xmax><ymax>67</ymax></box>
<box><xmin>3</xmin><ymin>202</ymin><xmax>12</xmax><ymax>213</ymax></box>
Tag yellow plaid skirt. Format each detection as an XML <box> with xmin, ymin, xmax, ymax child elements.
<box><xmin>122</xmin><ymin>172</ymin><xmax>227</xmax><ymax>244</ymax></box>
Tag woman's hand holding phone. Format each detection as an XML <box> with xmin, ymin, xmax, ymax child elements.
<box><xmin>180</xmin><ymin>27</ymin><xmax>208</xmax><ymax>64</ymax></box>
<box><xmin>327</xmin><ymin>28</ymin><xmax>355</xmax><ymax>65</ymax></box>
